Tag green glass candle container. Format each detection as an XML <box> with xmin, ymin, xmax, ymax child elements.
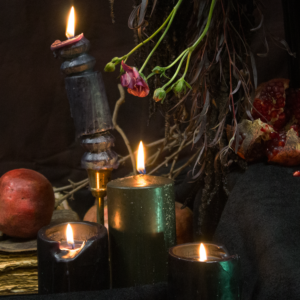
<box><xmin>107</xmin><ymin>174</ymin><xmax>176</xmax><ymax>288</ymax></box>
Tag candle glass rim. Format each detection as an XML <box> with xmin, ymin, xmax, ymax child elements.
<box><xmin>38</xmin><ymin>221</ymin><xmax>105</xmax><ymax>244</ymax></box>
<box><xmin>169</xmin><ymin>242</ymin><xmax>238</xmax><ymax>262</ymax></box>
<box><xmin>107</xmin><ymin>174</ymin><xmax>173</xmax><ymax>189</ymax></box>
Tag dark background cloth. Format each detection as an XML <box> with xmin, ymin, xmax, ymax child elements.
<box><xmin>0</xmin><ymin>0</ymin><xmax>290</xmax><ymax>189</ymax></box>
<box><xmin>0</xmin><ymin>0</ymin><xmax>165</xmax><ymax>188</ymax></box>
<box><xmin>0</xmin><ymin>1</ymin><xmax>299</xmax><ymax>300</ymax></box>
<box><xmin>3</xmin><ymin>283</ymin><xmax>167</xmax><ymax>300</ymax></box>
<box><xmin>0</xmin><ymin>0</ymin><xmax>295</xmax><ymax>254</ymax></box>
<box><xmin>214</xmin><ymin>163</ymin><xmax>300</xmax><ymax>300</ymax></box>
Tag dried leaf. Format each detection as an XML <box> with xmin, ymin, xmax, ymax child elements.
<box><xmin>231</xmin><ymin>80</ymin><xmax>242</xmax><ymax>95</ymax></box>
<box><xmin>209</xmin><ymin>118</ymin><xmax>226</xmax><ymax>146</ymax></box>
<box><xmin>128</xmin><ymin>0</ymin><xmax>148</xmax><ymax>30</ymax></box>
<box><xmin>191</xmin><ymin>51</ymin><xmax>208</xmax><ymax>84</ymax></box>
<box><xmin>250</xmin><ymin>51</ymin><xmax>257</xmax><ymax>89</ymax></box>
<box><xmin>279</xmin><ymin>39</ymin><xmax>296</xmax><ymax>58</ymax></box>
<box><xmin>250</xmin><ymin>12</ymin><xmax>264</xmax><ymax>32</ymax></box>
<box><xmin>194</xmin><ymin>116</ymin><xmax>206</xmax><ymax>143</ymax></box>
<box><xmin>257</xmin><ymin>37</ymin><xmax>269</xmax><ymax>57</ymax></box>
<box><xmin>150</xmin><ymin>0</ymin><xmax>158</xmax><ymax>18</ymax></box>
<box><xmin>216</xmin><ymin>46</ymin><xmax>223</xmax><ymax>62</ymax></box>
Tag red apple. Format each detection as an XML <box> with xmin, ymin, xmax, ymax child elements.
<box><xmin>0</xmin><ymin>169</ymin><xmax>55</xmax><ymax>238</ymax></box>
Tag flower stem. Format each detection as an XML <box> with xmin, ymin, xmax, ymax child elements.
<box><xmin>183</xmin><ymin>52</ymin><xmax>191</xmax><ymax>77</ymax></box>
<box><xmin>125</xmin><ymin>7</ymin><xmax>175</xmax><ymax>59</ymax></box>
<box><xmin>162</xmin><ymin>51</ymin><xmax>189</xmax><ymax>89</ymax></box>
<box><xmin>139</xmin><ymin>0</ymin><xmax>184</xmax><ymax>73</ymax></box>
<box><xmin>190</xmin><ymin>0</ymin><xmax>216</xmax><ymax>51</ymax></box>
<box><xmin>162</xmin><ymin>0</ymin><xmax>216</xmax><ymax>90</ymax></box>
<box><xmin>165</xmin><ymin>49</ymin><xmax>189</xmax><ymax>70</ymax></box>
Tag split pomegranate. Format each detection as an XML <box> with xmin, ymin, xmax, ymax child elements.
<box><xmin>264</xmin><ymin>131</ymin><xmax>287</xmax><ymax>161</ymax></box>
<box><xmin>228</xmin><ymin>119</ymin><xmax>276</xmax><ymax>162</ymax></box>
<box><xmin>252</xmin><ymin>79</ymin><xmax>289</xmax><ymax>130</ymax></box>
<box><xmin>286</xmin><ymin>88</ymin><xmax>300</xmax><ymax>124</ymax></box>
<box><xmin>265</xmin><ymin>125</ymin><xmax>300</xmax><ymax>161</ymax></box>
<box><xmin>232</xmin><ymin>78</ymin><xmax>300</xmax><ymax>166</ymax></box>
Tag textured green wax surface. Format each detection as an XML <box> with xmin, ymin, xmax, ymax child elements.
<box><xmin>107</xmin><ymin>178</ymin><xmax>176</xmax><ymax>288</ymax></box>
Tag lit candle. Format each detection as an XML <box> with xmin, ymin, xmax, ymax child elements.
<box><xmin>199</xmin><ymin>243</ymin><xmax>207</xmax><ymax>261</ymax></box>
<box><xmin>58</xmin><ymin>224</ymin><xmax>85</xmax><ymax>259</ymax></box>
<box><xmin>107</xmin><ymin>141</ymin><xmax>176</xmax><ymax>288</ymax></box>
<box><xmin>37</xmin><ymin>222</ymin><xmax>109</xmax><ymax>294</ymax></box>
<box><xmin>168</xmin><ymin>243</ymin><xmax>241</xmax><ymax>300</ymax></box>
<box><xmin>51</xmin><ymin>6</ymin><xmax>84</xmax><ymax>51</ymax></box>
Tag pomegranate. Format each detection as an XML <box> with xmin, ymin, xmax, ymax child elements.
<box><xmin>265</xmin><ymin>126</ymin><xmax>300</xmax><ymax>166</ymax></box>
<box><xmin>286</xmin><ymin>88</ymin><xmax>300</xmax><ymax>124</ymax></box>
<box><xmin>264</xmin><ymin>131</ymin><xmax>287</xmax><ymax>161</ymax></box>
<box><xmin>252</xmin><ymin>79</ymin><xmax>289</xmax><ymax>130</ymax></box>
<box><xmin>0</xmin><ymin>169</ymin><xmax>55</xmax><ymax>238</ymax></box>
<box><xmin>231</xmin><ymin>78</ymin><xmax>300</xmax><ymax>166</ymax></box>
<box><xmin>227</xmin><ymin>119</ymin><xmax>275</xmax><ymax>162</ymax></box>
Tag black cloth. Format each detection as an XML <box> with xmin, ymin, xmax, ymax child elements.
<box><xmin>4</xmin><ymin>283</ymin><xmax>167</xmax><ymax>300</ymax></box>
<box><xmin>214</xmin><ymin>163</ymin><xmax>300</xmax><ymax>300</ymax></box>
<box><xmin>0</xmin><ymin>0</ymin><xmax>289</xmax><ymax>188</ymax></box>
<box><xmin>0</xmin><ymin>0</ymin><xmax>164</xmax><ymax>187</ymax></box>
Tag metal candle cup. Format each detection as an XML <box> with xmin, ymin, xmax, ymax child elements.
<box><xmin>168</xmin><ymin>243</ymin><xmax>241</xmax><ymax>300</ymax></box>
<box><xmin>37</xmin><ymin>222</ymin><xmax>109</xmax><ymax>294</ymax></box>
<box><xmin>107</xmin><ymin>174</ymin><xmax>176</xmax><ymax>288</ymax></box>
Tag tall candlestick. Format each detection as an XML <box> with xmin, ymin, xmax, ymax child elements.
<box><xmin>51</xmin><ymin>7</ymin><xmax>118</xmax><ymax>225</ymax></box>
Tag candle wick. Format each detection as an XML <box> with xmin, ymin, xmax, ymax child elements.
<box><xmin>72</xmin><ymin>243</ymin><xmax>75</xmax><ymax>249</ymax></box>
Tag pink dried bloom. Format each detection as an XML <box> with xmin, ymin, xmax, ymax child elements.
<box><xmin>120</xmin><ymin>61</ymin><xmax>149</xmax><ymax>97</ymax></box>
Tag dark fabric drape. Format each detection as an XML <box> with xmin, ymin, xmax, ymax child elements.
<box><xmin>0</xmin><ymin>0</ymin><xmax>164</xmax><ymax>187</ymax></box>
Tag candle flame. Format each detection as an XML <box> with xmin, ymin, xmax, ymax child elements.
<box><xmin>137</xmin><ymin>141</ymin><xmax>146</xmax><ymax>174</ymax></box>
<box><xmin>199</xmin><ymin>243</ymin><xmax>207</xmax><ymax>261</ymax></box>
<box><xmin>66</xmin><ymin>224</ymin><xmax>74</xmax><ymax>245</ymax></box>
<box><xmin>66</xmin><ymin>6</ymin><xmax>75</xmax><ymax>39</ymax></box>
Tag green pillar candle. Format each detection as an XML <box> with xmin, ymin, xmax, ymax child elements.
<box><xmin>107</xmin><ymin>174</ymin><xmax>176</xmax><ymax>288</ymax></box>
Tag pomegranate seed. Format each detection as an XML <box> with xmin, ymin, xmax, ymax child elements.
<box><xmin>293</xmin><ymin>171</ymin><xmax>300</xmax><ymax>177</ymax></box>
<box><xmin>286</xmin><ymin>88</ymin><xmax>300</xmax><ymax>125</ymax></box>
<box><xmin>252</xmin><ymin>79</ymin><xmax>289</xmax><ymax>130</ymax></box>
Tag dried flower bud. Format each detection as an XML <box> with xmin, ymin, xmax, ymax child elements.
<box><xmin>104</xmin><ymin>62</ymin><xmax>116</xmax><ymax>72</ymax></box>
<box><xmin>152</xmin><ymin>66</ymin><xmax>165</xmax><ymax>74</ymax></box>
<box><xmin>111</xmin><ymin>57</ymin><xmax>122</xmax><ymax>64</ymax></box>
<box><xmin>172</xmin><ymin>78</ymin><xmax>192</xmax><ymax>97</ymax></box>
<box><xmin>153</xmin><ymin>88</ymin><xmax>166</xmax><ymax>103</ymax></box>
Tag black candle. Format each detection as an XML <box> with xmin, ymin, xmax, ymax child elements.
<box><xmin>168</xmin><ymin>243</ymin><xmax>241</xmax><ymax>300</ymax></box>
<box><xmin>37</xmin><ymin>221</ymin><xmax>109</xmax><ymax>294</ymax></box>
